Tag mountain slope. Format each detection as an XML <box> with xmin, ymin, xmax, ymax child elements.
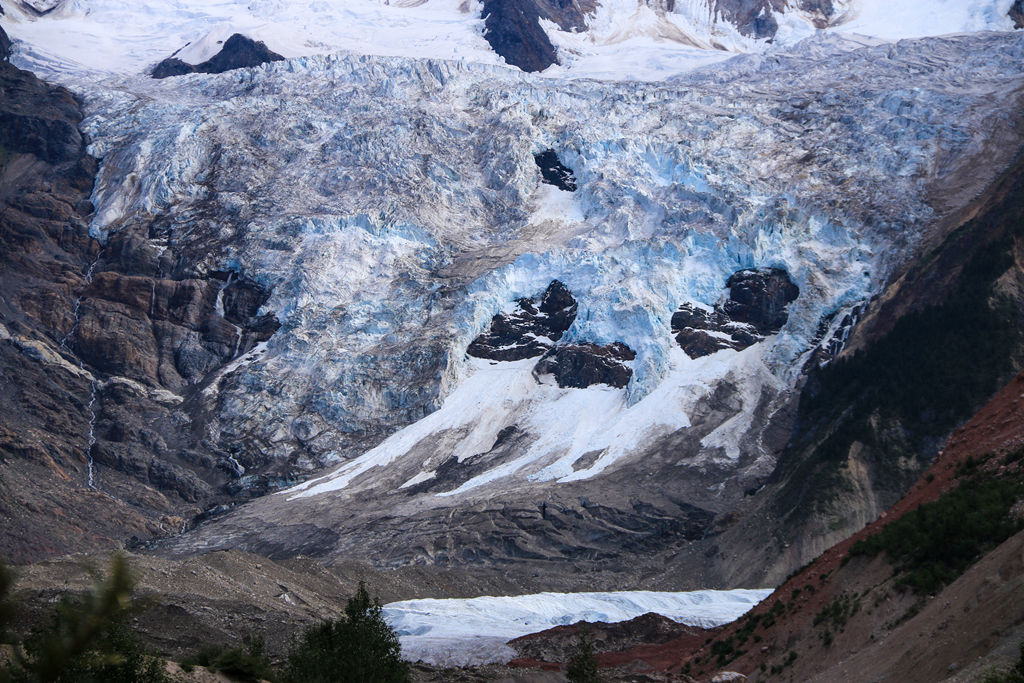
<box><xmin>136</xmin><ymin>33</ymin><xmax>1024</xmax><ymax>588</ymax></box>
<box><xmin>0</xmin><ymin>0</ymin><xmax>1022</xmax><ymax>601</ymax></box>
<box><xmin>520</xmin><ymin>367</ymin><xmax>1024</xmax><ymax>680</ymax></box>
<box><xmin>678</xmin><ymin>369</ymin><xmax>1024</xmax><ymax>682</ymax></box>
<box><xmin>672</xmin><ymin>143</ymin><xmax>1024</xmax><ymax>590</ymax></box>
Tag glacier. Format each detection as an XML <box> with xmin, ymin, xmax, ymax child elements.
<box><xmin>383</xmin><ymin>588</ymin><xmax>772</xmax><ymax>666</ymax></box>
<box><xmin>54</xmin><ymin>30</ymin><xmax>1017</xmax><ymax>579</ymax></box>
<box><xmin>3</xmin><ymin>0</ymin><xmax>1024</xmax><ymax>592</ymax></box>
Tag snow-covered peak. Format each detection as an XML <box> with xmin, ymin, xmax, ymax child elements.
<box><xmin>0</xmin><ymin>0</ymin><xmax>1016</xmax><ymax>83</ymax></box>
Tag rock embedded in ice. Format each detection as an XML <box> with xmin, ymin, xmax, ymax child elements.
<box><xmin>533</xmin><ymin>341</ymin><xmax>636</xmax><ymax>389</ymax></box>
<box><xmin>672</xmin><ymin>267</ymin><xmax>799</xmax><ymax>359</ymax></box>
<box><xmin>467</xmin><ymin>280</ymin><xmax>578</xmax><ymax>361</ymax></box>
<box><xmin>534</xmin><ymin>148</ymin><xmax>578</xmax><ymax>192</ymax></box>
<box><xmin>723</xmin><ymin>268</ymin><xmax>800</xmax><ymax>335</ymax></box>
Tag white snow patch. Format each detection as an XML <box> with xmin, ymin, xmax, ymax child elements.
<box><xmin>530</xmin><ymin>183</ymin><xmax>584</xmax><ymax>225</ymax></box>
<box><xmin>384</xmin><ymin>588</ymin><xmax>772</xmax><ymax>666</ymax></box>
<box><xmin>837</xmin><ymin>0</ymin><xmax>1015</xmax><ymax>39</ymax></box>
<box><xmin>284</xmin><ymin>338</ymin><xmax>782</xmax><ymax>500</ymax></box>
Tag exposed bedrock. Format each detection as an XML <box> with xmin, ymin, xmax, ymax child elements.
<box><xmin>533</xmin><ymin>0</ymin><xmax>597</xmax><ymax>32</ymax></box>
<box><xmin>69</xmin><ymin>267</ymin><xmax>278</xmax><ymax>388</ymax></box>
<box><xmin>467</xmin><ymin>280</ymin><xmax>577</xmax><ymax>361</ymax></box>
<box><xmin>0</xmin><ymin>24</ymin><xmax>10</xmax><ymax>62</ymax></box>
<box><xmin>672</xmin><ymin>267</ymin><xmax>799</xmax><ymax>358</ymax></box>
<box><xmin>713</xmin><ymin>0</ymin><xmax>783</xmax><ymax>39</ymax></box>
<box><xmin>534</xmin><ymin>149</ymin><xmax>578</xmax><ymax>192</ymax></box>
<box><xmin>0</xmin><ymin>56</ymin><xmax>294</xmax><ymax>562</ymax></box>
<box><xmin>151</xmin><ymin>33</ymin><xmax>284</xmax><ymax>79</ymax></box>
<box><xmin>481</xmin><ymin>0</ymin><xmax>560</xmax><ymax>72</ymax></box>
<box><xmin>1013</xmin><ymin>0</ymin><xmax>1024</xmax><ymax>29</ymax></box>
<box><xmin>534</xmin><ymin>342</ymin><xmax>636</xmax><ymax>389</ymax></box>
<box><xmin>0</xmin><ymin>60</ymin><xmax>85</xmax><ymax>164</ymax></box>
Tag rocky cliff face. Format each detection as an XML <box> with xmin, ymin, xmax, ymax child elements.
<box><xmin>0</xmin><ymin>55</ymin><xmax>291</xmax><ymax>563</ymax></box>
<box><xmin>481</xmin><ymin>0</ymin><xmax>561</xmax><ymax>72</ymax></box>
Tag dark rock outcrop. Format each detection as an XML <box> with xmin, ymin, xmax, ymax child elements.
<box><xmin>481</xmin><ymin>0</ymin><xmax>559</xmax><ymax>72</ymax></box>
<box><xmin>151</xmin><ymin>33</ymin><xmax>284</xmax><ymax>79</ymax></box>
<box><xmin>534</xmin><ymin>148</ymin><xmax>577</xmax><ymax>191</ymax></box>
<box><xmin>0</xmin><ymin>24</ymin><xmax>10</xmax><ymax>62</ymax></box>
<box><xmin>467</xmin><ymin>280</ymin><xmax>577</xmax><ymax>361</ymax></box>
<box><xmin>672</xmin><ymin>267</ymin><xmax>799</xmax><ymax>358</ymax></box>
<box><xmin>0</xmin><ymin>60</ymin><xmax>86</xmax><ymax>164</ymax></box>
<box><xmin>1012</xmin><ymin>0</ymin><xmax>1024</xmax><ymax>29</ymax></box>
<box><xmin>722</xmin><ymin>267</ymin><xmax>801</xmax><ymax>334</ymax></box>
<box><xmin>150</xmin><ymin>58</ymin><xmax>193</xmax><ymax>79</ymax></box>
<box><xmin>534</xmin><ymin>341</ymin><xmax>635</xmax><ymax>388</ymax></box>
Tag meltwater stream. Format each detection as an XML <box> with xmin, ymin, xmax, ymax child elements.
<box><xmin>58</xmin><ymin>250</ymin><xmax>103</xmax><ymax>489</ymax></box>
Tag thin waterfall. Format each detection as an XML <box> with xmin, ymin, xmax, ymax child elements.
<box><xmin>60</xmin><ymin>250</ymin><xmax>103</xmax><ymax>490</ymax></box>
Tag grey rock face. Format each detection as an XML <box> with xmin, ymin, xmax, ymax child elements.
<box><xmin>533</xmin><ymin>0</ymin><xmax>598</xmax><ymax>32</ymax></box>
<box><xmin>0</xmin><ymin>61</ymin><xmax>84</xmax><ymax>163</ymax></box>
<box><xmin>0</xmin><ymin>24</ymin><xmax>10</xmax><ymax>62</ymax></box>
<box><xmin>713</xmin><ymin>0</ymin><xmax>784</xmax><ymax>39</ymax></box>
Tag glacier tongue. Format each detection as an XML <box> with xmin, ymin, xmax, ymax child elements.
<box><xmin>46</xmin><ymin>29</ymin><xmax>1024</xmax><ymax>570</ymax></box>
<box><xmin>384</xmin><ymin>588</ymin><xmax>772</xmax><ymax>666</ymax></box>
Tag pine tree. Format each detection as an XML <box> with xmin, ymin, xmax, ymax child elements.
<box><xmin>566</xmin><ymin>628</ymin><xmax>601</xmax><ymax>683</ymax></box>
<box><xmin>283</xmin><ymin>581</ymin><xmax>408</xmax><ymax>683</ymax></box>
